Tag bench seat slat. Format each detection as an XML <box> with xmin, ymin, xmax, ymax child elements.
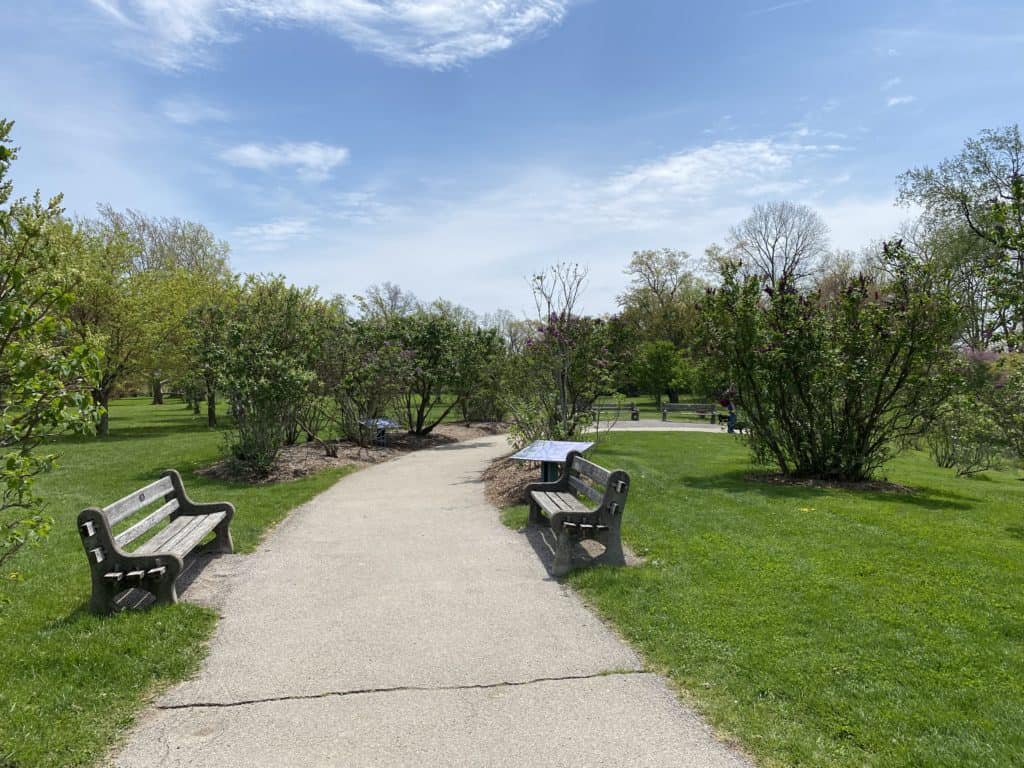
<box><xmin>160</xmin><ymin>514</ymin><xmax>223</xmax><ymax>558</ymax></box>
<box><xmin>104</xmin><ymin>477</ymin><xmax>175</xmax><ymax>525</ymax></box>
<box><xmin>134</xmin><ymin>512</ymin><xmax>224</xmax><ymax>558</ymax></box>
<box><xmin>164</xmin><ymin>514</ymin><xmax>224</xmax><ymax>559</ymax></box>
<box><xmin>131</xmin><ymin>516</ymin><xmax>192</xmax><ymax>555</ymax></box>
<box><xmin>114</xmin><ymin>499</ymin><xmax>179</xmax><ymax>548</ymax></box>
<box><xmin>530</xmin><ymin>490</ymin><xmax>590</xmax><ymax>515</ymax></box>
<box><xmin>568</xmin><ymin>475</ymin><xmax>604</xmax><ymax>504</ymax></box>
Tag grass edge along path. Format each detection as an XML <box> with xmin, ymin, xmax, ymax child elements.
<box><xmin>502</xmin><ymin>431</ymin><xmax>1024</xmax><ymax>768</ymax></box>
<box><xmin>0</xmin><ymin>399</ymin><xmax>355</xmax><ymax>768</ymax></box>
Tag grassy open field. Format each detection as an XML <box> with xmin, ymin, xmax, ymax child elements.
<box><xmin>0</xmin><ymin>398</ymin><xmax>354</xmax><ymax>768</ymax></box>
<box><xmin>505</xmin><ymin>431</ymin><xmax>1024</xmax><ymax>767</ymax></box>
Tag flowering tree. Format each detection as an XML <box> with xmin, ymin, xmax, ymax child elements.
<box><xmin>506</xmin><ymin>264</ymin><xmax>615</xmax><ymax>445</ymax></box>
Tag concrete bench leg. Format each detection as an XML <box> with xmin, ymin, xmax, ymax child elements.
<box><xmin>601</xmin><ymin>528</ymin><xmax>626</xmax><ymax>567</ymax></box>
<box><xmin>90</xmin><ymin>581</ymin><xmax>120</xmax><ymax>616</ymax></box>
<box><xmin>528</xmin><ymin>499</ymin><xmax>547</xmax><ymax>526</ymax></box>
<box><xmin>552</xmin><ymin>526</ymin><xmax>574</xmax><ymax>577</ymax></box>
<box><xmin>210</xmin><ymin>520</ymin><xmax>234</xmax><ymax>554</ymax></box>
<box><xmin>153</xmin><ymin>578</ymin><xmax>179</xmax><ymax>607</ymax></box>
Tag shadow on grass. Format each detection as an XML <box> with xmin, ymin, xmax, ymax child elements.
<box><xmin>50</xmin><ymin>422</ymin><xmax>223</xmax><ymax>447</ymax></box>
<box><xmin>51</xmin><ymin>549</ymin><xmax>233</xmax><ymax>627</ymax></box>
<box><xmin>675</xmin><ymin>470</ymin><xmax>975</xmax><ymax>512</ymax></box>
<box><xmin>42</xmin><ymin>603</ymin><xmax>94</xmax><ymax>634</ymax></box>
<box><xmin>1005</xmin><ymin>525</ymin><xmax>1024</xmax><ymax>541</ymax></box>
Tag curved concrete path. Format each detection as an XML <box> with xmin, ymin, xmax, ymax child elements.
<box><xmin>113</xmin><ymin>434</ymin><xmax>752</xmax><ymax>768</ymax></box>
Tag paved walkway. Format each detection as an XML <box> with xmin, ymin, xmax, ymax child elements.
<box><xmin>113</xmin><ymin>434</ymin><xmax>751</xmax><ymax>767</ymax></box>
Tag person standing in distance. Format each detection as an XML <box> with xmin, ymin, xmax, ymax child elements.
<box><xmin>719</xmin><ymin>386</ymin><xmax>738</xmax><ymax>434</ymax></box>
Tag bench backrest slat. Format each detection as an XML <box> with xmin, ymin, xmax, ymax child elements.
<box><xmin>569</xmin><ymin>475</ymin><xmax>604</xmax><ymax>504</ymax></box>
<box><xmin>103</xmin><ymin>476</ymin><xmax>176</xmax><ymax>525</ymax></box>
<box><xmin>114</xmin><ymin>499</ymin><xmax>180</xmax><ymax>548</ymax></box>
<box><xmin>571</xmin><ymin>456</ymin><xmax>611</xmax><ymax>486</ymax></box>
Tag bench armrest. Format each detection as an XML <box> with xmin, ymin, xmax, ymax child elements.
<box><xmin>161</xmin><ymin>469</ymin><xmax>236</xmax><ymax>526</ymax></box>
<box><xmin>181</xmin><ymin>499</ymin><xmax>235</xmax><ymax>517</ymax></box>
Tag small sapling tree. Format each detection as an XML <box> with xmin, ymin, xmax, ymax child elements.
<box><xmin>506</xmin><ymin>263</ymin><xmax>615</xmax><ymax>445</ymax></box>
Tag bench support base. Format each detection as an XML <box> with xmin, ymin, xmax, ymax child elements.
<box><xmin>552</xmin><ymin>527</ymin><xmax>574</xmax><ymax>577</ymax></box>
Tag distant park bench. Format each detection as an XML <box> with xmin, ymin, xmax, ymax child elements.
<box><xmin>592</xmin><ymin>402</ymin><xmax>639</xmax><ymax>421</ymax></box>
<box><xmin>77</xmin><ymin>470</ymin><xmax>234</xmax><ymax>614</ymax></box>
<box><xmin>526</xmin><ymin>451</ymin><xmax>630</xmax><ymax>577</ymax></box>
<box><xmin>661</xmin><ymin>403</ymin><xmax>720</xmax><ymax>422</ymax></box>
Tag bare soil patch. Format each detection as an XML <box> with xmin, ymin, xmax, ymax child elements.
<box><xmin>200</xmin><ymin>422</ymin><xmax>508</xmax><ymax>484</ymax></box>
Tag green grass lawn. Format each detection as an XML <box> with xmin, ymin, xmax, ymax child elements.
<box><xmin>0</xmin><ymin>398</ymin><xmax>354</xmax><ymax>768</ymax></box>
<box><xmin>506</xmin><ymin>432</ymin><xmax>1024</xmax><ymax>767</ymax></box>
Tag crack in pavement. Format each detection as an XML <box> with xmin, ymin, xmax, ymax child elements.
<box><xmin>157</xmin><ymin>669</ymin><xmax>651</xmax><ymax>711</ymax></box>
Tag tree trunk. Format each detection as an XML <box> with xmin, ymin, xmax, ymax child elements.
<box><xmin>152</xmin><ymin>378</ymin><xmax>164</xmax><ymax>405</ymax></box>
<box><xmin>93</xmin><ymin>388</ymin><xmax>111</xmax><ymax>437</ymax></box>
<box><xmin>205</xmin><ymin>374</ymin><xmax>217</xmax><ymax>427</ymax></box>
<box><xmin>192</xmin><ymin>396</ymin><xmax>200</xmax><ymax>416</ymax></box>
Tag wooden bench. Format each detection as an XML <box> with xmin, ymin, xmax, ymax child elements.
<box><xmin>592</xmin><ymin>402</ymin><xmax>639</xmax><ymax>421</ymax></box>
<box><xmin>661</xmin><ymin>402</ymin><xmax>720</xmax><ymax>422</ymax></box>
<box><xmin>77</xmin><ymin>470</ymin><xmax>234</xmax><ymax>614</ymax></box>
<box><xmin>526</xmin><ymin>451</ymin><xmax>630</xmax><ymax>577</ymax></box>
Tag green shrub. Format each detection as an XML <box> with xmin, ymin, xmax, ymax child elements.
<box><xmin>218</xmin><ymin>276</ymin><xmax>323</xmax><ymax>477</ymax></box>
<box><xmin>701</xmin><ymin>241</ymin><xmax>959</xmax><ymax>481</ymax></box>
<box><xmin>927</xmin><ymin>394</ymin><xmax>1005</xmax><ymax>476</ymax></box>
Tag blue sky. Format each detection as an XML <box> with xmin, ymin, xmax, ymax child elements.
<box><xmin>4</xmin><ymin>1</ymin><xmax>1023</xmax><ymax>315</ymax></box>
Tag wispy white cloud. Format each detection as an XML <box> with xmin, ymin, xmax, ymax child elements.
<box><xmin>887</xmin><ymin>95</ymin><xmax>916</xmax><ymax>107</ymax></box>
<box><xmin>814</xmin><ymin>197</ymin><xmax>914</xmax><ymax>252</ymax></box>
<box><xmin>91</xmin><ymin>0</ymin><xmax>227</xmax><ymax>69</ymax></box>
<box><xmin>221</xmin><ymin>141</ymin><xmax>350</xmax><ymax>181</ymax></box>
<box><xmin>87</xmin><ymin>0</ymin><xmax>570</xmax><ymax>70</ymax></box>
<box><xmin>232</xmin><ymin>136</ymin><xmax>872</xmax><ymax>313</ymax></box>
<box><xmin>748</xmin><ymin>0</ymin><xmax>816</xmax><ymax>16</ymax></box>
<box><xmin>233</xmin><ymin>217</ymin><xmax>312</xmax><ymax>249</ymax></box>
<box><xmin>87</xmin><ymin>0</ymin><xmax>135</xmax><ymax>25</ymax></box>
<box><xmin>161</xmin><ymin>98</ymin><xmax>229</xmax><ymax>125</ymax></box>
<box><xmin>597</xmin><ymin>139</ymin><xmax>835</xmax><ymax>224</ymax></box>
<box><xmin>882</xmin><ymin>77</ymin><xmax>902</xmax><ymax>90</ymax></box>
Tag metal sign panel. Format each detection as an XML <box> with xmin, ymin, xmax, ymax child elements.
<box><xmin>510</xmin><ymin>440</ymin><xmax>594</xmax><ymax>463</ymax></box>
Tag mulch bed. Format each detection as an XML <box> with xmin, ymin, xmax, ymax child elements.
<box><xmin>745</xmin><ymin>472</ymin><xmax>915</xmax><ymax>494</ymax></box>
<box><xmin>481</xmin><ymin>456</ymin><xmax>539</xmax><ymax>508</ymax></box>
<box><xmin>200</xmin><ymin>422</ymin><xmax>508</xmax><ymax>484</ymax></box>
